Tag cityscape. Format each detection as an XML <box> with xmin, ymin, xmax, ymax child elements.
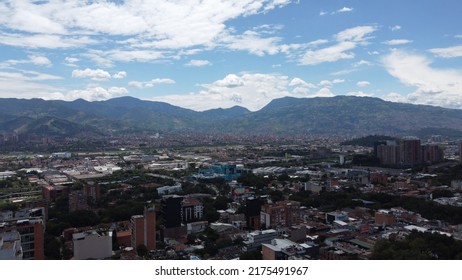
<box><xmin>1</xmin><ymin>131</ymin><xmax>462</xmax><ymax>260</ymax></box>
<box><xmin>1</xmin><ymin>0</ymin><xmax>462</xmax><ymax>261</ymax></box>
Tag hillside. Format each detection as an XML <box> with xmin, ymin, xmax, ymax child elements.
<box><xmin>1</xmin><ymin>96</ymin><xmax>462</xmax><ymax>137</ymax></box>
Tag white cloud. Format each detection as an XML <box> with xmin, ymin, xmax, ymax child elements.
<box><xmin>83</xmin><ymin>49</ymin><xmax>166</xmax><ymax>67</ymax></box>
<box><xmin>0</xmin><ymin>0</ymin><xmax>293</xmax><ymax>53</ymax></box>
<box><xmin>214</xmin><ymin>74</ymin><xmax>245</xmax><ymax>87</ymax></box>
<box><xmin>455</xmin><ymin>35</ymin><xmax>462</xmax><ymax>39</ymax></box>
<box><xmin>289</xmin><ymin>77</ymin><xmax>316</xmax><ymax>94</ymax></box>
<box><xmin>429</xmin><ymin>45</ymin><xmax>462</xmax><ymax>58</ymax></box>
<box><xmin>150</xmin><ymin>73</ymin><xmax>318</xmax><ymax>111</ymax></box>
<box><xmin>0</xmin><ymin>70</ymin><xmax>63</xmax><ymax>99</ymax></box>
<box><xmin>185</xmin><ymin>60</ymin><xmax>212</xmax><ymax>67</ymax></box>
<box><xmin>319</xmin><ymin>79</ymin><xmax>345</xmax><ymax>88</ymax></box>
<box><xmin>382</xmin><ymin>49</ymin><xmax>462</xmax><ymax>108</ymax></box>
<box><xmin>72</xmin><ymin>68</ymin><xmax>111</xmax><ymax>81</ymax></box>
<box><xmin>0</xmin><ymin>32</ymin><xmax>98</xmax><ymax>49</ymax></box>
<box><xmin>28</xmin><ymin>55</ymin><xmax>52</xmax><ymax>66</ymax></box>
<box><xmin>52</xmin><ymin>86</ymin><xmax>129</xmax><ymax>101</ymax></box>
<box><xmin>307</xmin><ymin>39</ymin><xmax>329</xmax><ymax>46</ymax></box>
<box><xmin>64</xmin><ymin>57</ymin><xmax>79</xmax><ymax>67</ymax></box>
<box><xmin>346</xmin><ymin>91</ymin><xmax>372</xmax><ymax>97</ymax></box>
<box><xmin>335</xmin><ymin>26</ymin><xmax>376</xmax><ymax>42</ymax></box>
<box><xmin>112</xmin><ymin>71</ymin><xmax>127</xmax><ymax>79</ymax></box>
<box><xmin>383</xmin><ymin>92</ymin><xmax>408</xmax><ymax>103</ymax></box>
<box><xmin>301</xmin><ymin>41</ymin><xmax>356</xmax><ymax>65</ymax></box>
<box><xmin>300</xmin><ymin>26</ymin><xmax>376</xmax><ymax>65</ymax></box>
<box><xmin>0</xmin><ymin>54</ymin><xmax>52</xmax><ymax>68</ymax></box>
<box><xmin>337</xmin><ymin>7</ymin><xmax>353</xmax><ymax>13</ymax></box>
<box><xmin>319</xmin><ymin>11</ymin><xmax>328</xmax><ymax>16</ymax></box>
<box><xmin>310</xmin><ymin>87</ymin><xmax>335</xmax><ymax>98</ymax></box>
<box><xmin>128</xmin><ymin>78</ymin><xmax>175</xmax><ymax>88</ymax></box>
<box><xmin>383</xmin><ymin>39</ymin><xmax>413</xmax><ymax>45</ymax></box>
<box><xmin>219</xmin><ymin>29</ymin><xmax>303</xmax><ymax>56</ymax></box>
<box><xmin>356</xmin><ymin>81</ymin><xmax>370</xmax><ymax>87</ymax></box>
<box><xmin>353</xmin><ymin>60</ymin><xmax>372</xmax><ymax>67</ymax></box>
<box><xmin>390</xmin><ymin>25</ymin><xmax>402</xmax><ymax>31</ymax></box>
<box><xmin>289</xmin><ymin>77</ymin><xmax>314</xmax><ymax>87</ymax></box>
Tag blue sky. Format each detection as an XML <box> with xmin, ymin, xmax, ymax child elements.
<box><xmin>0</xmin><ymin>0</ymin><xmax>461</xmax><ymax>111</ymax></box>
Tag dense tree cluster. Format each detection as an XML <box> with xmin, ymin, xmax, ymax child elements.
<box><xmin>372</xmin><ymin>231</ymin><xmax>462</xmax><ymax>259</ymax></box>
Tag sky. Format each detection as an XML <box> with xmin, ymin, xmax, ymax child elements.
<box><xmin>0</xmin><ymin>0</ymin><xmax>461</xmax><ymax>112</ymax></box>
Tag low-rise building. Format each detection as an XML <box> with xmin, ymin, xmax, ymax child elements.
<box><xmin>73</xmin><ymin>230</ymin><xmax>112</xmax><ymax>260</ymax></box>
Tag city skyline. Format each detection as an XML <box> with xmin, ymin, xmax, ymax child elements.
<box><xmin>0</xmin><ymin>0</ymin><xmax>461</xmax><ymax>111</ymax></box>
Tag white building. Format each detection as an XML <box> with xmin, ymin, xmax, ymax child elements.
<box><xmin>243</xmin><ymin>229</ymin><xmax>278</xmax><ymax>251</ymax></box>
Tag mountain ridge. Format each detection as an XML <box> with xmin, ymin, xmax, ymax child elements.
<box><xmin>1</xmin><ymin>95</ymin><xmax>462</xmax><ymax>137</ymax></box>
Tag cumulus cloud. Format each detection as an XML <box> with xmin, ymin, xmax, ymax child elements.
<box><xmin>383</xmin><ymin>39</ymin><xmax>413</xmax><ymax>45</ymax></box>
<box><xmin>150</xmin><ymin>73</ymin><xmax>326</xmax><ymax>111</ymax></box>
<box><xmin>300</xmin><ymin>26</ymin><xmax>376</xmax><ymax>65</ymax></box>
<box><xmin>382</xmin><ymin>49</ymin><xmax>462</xmax><ymax>108</ymax></box>
<box><xmin>310</xmin><ymin>87</ymin><xmax>335</xmax><ymax>98</ymax></box>
<box><xmin>52</xmin><ymin>86</ymin><xmax>129</xmax><ymax>101</ymax></box>
<box><xmin>128</xmin><ymin>78</ymin><xmax>175</xmax><ymax>88</ymax></box>
<box><xmin>289</xmin><ymin>77</ymin><xmax>316</xmax><ymax>94</ymax></box>
<box><xmin>390</xmin><ymin>25</ymin><xmax>402</xmax><ymax>31</ymax></box>
<box><xmin>112</xmin><ymin>71</ymin><xmax>127</xmax><ymax>79</ymax></box>
<box><xmin>429</xmin><ymin>45</ymin><xmax>462</xmax><ymax>58</ymax></box>
<box><xmin>185</xmin><ymin>60</ymin><xmax>212</xmax><ymax>67</ymax></box>
<box><xmin>0</xmin><ymin>0</ymin><xmax>293</xmax><ymax>52</ymax></box>
<box><xmin>72</xmin><ymin>68</ymin><xmax>111</xmax><ymax>81</ymax></box>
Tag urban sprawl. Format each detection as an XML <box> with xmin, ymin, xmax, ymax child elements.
<box><xmin>1</xmin><ymin>133</ymin><xmax>462</xmax><ymax>260</ymax></box>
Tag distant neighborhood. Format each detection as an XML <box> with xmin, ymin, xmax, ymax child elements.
<box><xmin>2</xmin><ymin>134</ymin><xmax>462</xmax><ymax>260</ymax></box>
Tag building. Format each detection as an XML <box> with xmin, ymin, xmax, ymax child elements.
<box><xmin>157</xmin><ymin>183</ymin><xmax>182</xmax><ymax>195</ymax></box>
<box><xmin>422</xmin><ymin>144</ymin><xmax>444</xmax><ymax>164</ymax></box>
<box><xmin>245</xmin><ymin>197</ymin><xmax>262</xmax><ymax>230</ymax></box>
<box><xmin>161</xmin><ymin>195</ymin><xmax>183</xmax><ymax>228</ymax></box>
<box><xmin>375</xmin><ymin>210</ymin><xmax>396</xmax><ymax>226</ymax></box>
<box><xmin>82</xmin><ymin>181</ymin><xmax>101</xmax><ymax>204</ymax></box>
<box><xmin>261</xmin><ymin>238</ymin><xmax>310</xmax><ymax>260</ymax></box>
<box><xmin>73</xmin><ymin>230</ymin><xmax>112</xmax><ymax>260</ymax></box>
<box><xmin>260</xmin><ymin>200</ymin><xmax>301</xmax><ymax>229</ymax></box>
<box><xmin>181</xmin><ymin>196</ymin><xmax>203</xmax><ymax>223</ymax></box>
<box><xmin>69</xmin><ymin>190</ymin><xmax>89</xmax><ymax>212</ymax></box>
<box><xmin>459</xmin><ymin>140</ymin><xmax>462</xmax><ymax>161</ymax></box>
<box><xmin>326</xmin><ymin>211</ymin><xmax>349</xmax><ymax>224</ymax></box>
<box><xmin>243</xmin><ymin>229</ymin><xmax>278</xmax><ymax>251</ymax></box>
<box><xmin>0</xmin><ymin>218</ymin><xmax>44</xmax><ymax>260</ymax></box>
<box><xmin>401</xmin><ymin>138</ymin><xmax>422</xmax><ymax>166</ymax></box>
<box><xmin>0</xmin><ymin>231</ymin><xmax>23</xmax><ymax>260</ymax></box>
<box><xmin>130</xmin><ymin>206</ymin><xmax>156</xmax><ymax>251</ymax></box>
<box><xmin>377</xmin><ymin>144</ymin><xmax>400</xmax><ymax>166</ymax></box>
<box><xmin>319</xmin><ymin>246</ymin><xmax>358</xmax><ymax>260</ymax></box>
<box><xmin>42</xmin><ymin>185</ymin><xmax>69</xmax><ymax>202</ymax></box>
<box><xmin>198</xmin><ymin>164</ymin><xmax>244</xmax><ymax>181</ymax></box>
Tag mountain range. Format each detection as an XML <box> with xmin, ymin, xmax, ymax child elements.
<box><xmin>1</xmin><ymin>95</ymin><xmax>462</xmax><ymax>138</ymax></box>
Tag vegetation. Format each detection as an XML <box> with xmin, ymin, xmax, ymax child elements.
<box><xmin>372</xmin><ymin>231</ymin><xmax>462</xmax><ymax>259</ymax></box>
